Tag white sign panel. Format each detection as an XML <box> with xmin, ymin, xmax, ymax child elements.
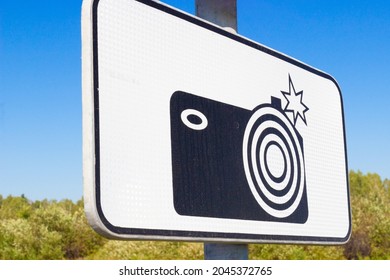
<box><xmin>82</xmin><ymin>0</ymin><xmax>351</xmax><ymax>243</ymax></box>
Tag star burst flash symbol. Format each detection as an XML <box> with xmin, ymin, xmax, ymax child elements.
<box><xmin>281</xmin><ymin>75</ymin><xmax>309</xmax><ymax>126</ymax></box>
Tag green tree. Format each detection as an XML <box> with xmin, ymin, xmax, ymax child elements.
<box><xmin>344</xmin><ymin>171</ymin><xmax>390</xmax><ymax>259</ymax></box>
<box><xmin>0</xmin><ymin>197</ymin><xmax>105</xmax><ymax>259</ymax></box>
<box><xmin>0</xmin><ymin>217</ymin><xmax>63</xmax><ymax>259</ymax></box>
<box><xmin>88</xmin><ymin>241</ymin><xmax>203</xmax><ymax>260</ymax></box>
<box><xmin>0</xmin><ymin>195</ymin><xmax>32</xmax><ymax>219</ymax></box>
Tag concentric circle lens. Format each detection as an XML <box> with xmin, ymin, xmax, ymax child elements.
<box><xmin>242</xmin><ymin>106</ymin><xmax>305</xmax><ymax>218</ymax></box>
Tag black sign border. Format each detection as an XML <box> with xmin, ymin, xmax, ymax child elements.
<box><xmin>91</xmin><ymin>0</ymin><xmax>351</xmax><ymax>243</ymax></box>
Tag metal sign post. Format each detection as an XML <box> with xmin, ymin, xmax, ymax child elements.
<box><xmin>195</xmin><ymin>0</ymin><xmax>248</xmax><ymax>260</ymax></box>
<box><xmin>196</xmin><ymin>0</ymin><xmax>237</xmax><ymax>31</ymax></box>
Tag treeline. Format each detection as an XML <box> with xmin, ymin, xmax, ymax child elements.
<box><xmin>0</xmin><ymin>171</ymin><xmax>389</xmax><ymax>260</ymax></box>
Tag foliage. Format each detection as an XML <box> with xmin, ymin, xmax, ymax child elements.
<box><xmin>249</xmin><ymin>243</ymin><xmax>344</xmax><ymax>260</ymax></box>
<box><xmin>88</xmin><ymin>241</ymin><xmax>203</xmax><ymax>260</ymax></box>
<box><xmin>0</xmin><ymin>170</ymin><xmax>389</xmax><ymax>259</ymax></box>
<box><xmin>0</xmin><ymin>197</ymin><xmax>105</xmax><ymax>259</ymax></box>
<box><xmin>345</xmin><ymin>171</ymin><xmax>390</xmax><ymax>259</ymax></box>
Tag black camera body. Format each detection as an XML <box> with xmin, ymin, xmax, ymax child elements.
<box><xmin>170</xmin><ymin>91</ymin><xmax>308</xmax><ymax>223</ymax></box>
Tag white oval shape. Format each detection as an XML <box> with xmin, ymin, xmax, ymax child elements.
<box><xmin>180</xmin><ymin>109</ymin><xmax>208</xmax><ymax>130</ymax></box>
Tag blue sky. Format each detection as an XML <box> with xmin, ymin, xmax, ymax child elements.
<box><xmin>0</xmin><ymin>0</ymin><xmax>389</xmax><ymax>201</ymax></box>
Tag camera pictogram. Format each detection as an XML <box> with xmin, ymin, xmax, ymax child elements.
<box><xmin>170</xmin><ymin>79</ymin><xmax>309</xmax><ymax>223</ymax></box>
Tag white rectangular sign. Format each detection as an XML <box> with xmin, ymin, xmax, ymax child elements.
<box><xmin>82</xmin><ymin>0</ymin><xmax>351</xmax><ymax>243</ymax></box>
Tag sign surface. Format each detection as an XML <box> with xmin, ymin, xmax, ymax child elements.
<box><xmin>82</xmin><ymin>0</ymin><xmax>351</xmax><ymax>243</ymax></box>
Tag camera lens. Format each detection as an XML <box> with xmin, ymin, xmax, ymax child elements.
<box><xmin>243</xmin><ymin>105</ymin><xmax>305</xmax><ymax>218</ymax></box>
<box><xmin>264</xmin><ymin>140</ymin><xmax>287</xmax><ymax>183</ymax></box>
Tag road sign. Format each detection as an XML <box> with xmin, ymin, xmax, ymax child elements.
<box><xmin>82</xmin><ymin>0</ymin><xmax>351</xmax><ymax>243</ymax></box>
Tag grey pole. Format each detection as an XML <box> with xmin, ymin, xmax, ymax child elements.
<box><xmin>195</xmin><ymin>0</ymin><xmax>248</xmax><ymax>260</ymax></box>
<box><xmin>196</xmin><ymin>0</ymin><xmax>237</xmax><ymax>31</ymax></box>
<box><xmin>204</xmin><ymin>243</ymin><xmax>248</xmax><ymax>260</ymax></box>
